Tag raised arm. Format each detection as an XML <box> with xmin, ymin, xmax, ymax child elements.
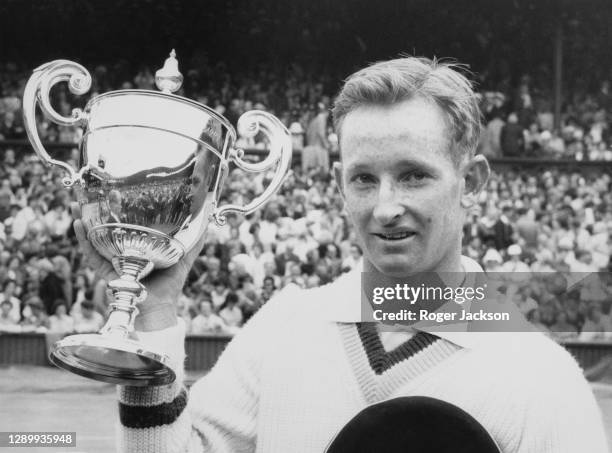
<box><xmin>73</xmin><ymin>203</ymin><xmax>291</xmax><ymax>452</ymax></box>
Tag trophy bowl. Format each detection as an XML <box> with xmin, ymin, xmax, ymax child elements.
<box><xmin>22</xmin><ymin>51</ymin><xmax>292</xmax><ymax>386</ymax></box>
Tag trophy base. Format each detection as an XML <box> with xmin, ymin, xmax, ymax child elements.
<box><xmin>49</xmin><ymin>334</ymin><xmax>175</xmax><ymax>386</ymax></box>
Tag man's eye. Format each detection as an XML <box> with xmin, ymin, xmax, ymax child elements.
<box><xmin>351</xmin><ymin>174</ymin><xmax>376</xmax><ymax>185</ymax></box>
<box><xmin>401</xmin><ymin>172</ymin><xmax>429</xmax><ymax>183</ymax></box>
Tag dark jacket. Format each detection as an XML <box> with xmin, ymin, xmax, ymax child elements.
<box><xmin>500</xmin><ymin>123</ymin><xmax>524</xmax><ymax>157</ymax></box>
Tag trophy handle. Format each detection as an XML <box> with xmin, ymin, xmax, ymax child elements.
<box><xmin>22</xmin><ymin>60</ymin><xmax>91</xmax><ymax>187</ymax></box>
<box><xmin>213</xmin><ymin>110</ymin><xmax>292</xmax><ymax>225</ymax></box>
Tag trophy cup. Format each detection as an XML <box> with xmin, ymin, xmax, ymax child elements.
<box><xmin>22</xmin><ymin>51</ymin><xmax>292</xmax><ymax>386</ymax></box>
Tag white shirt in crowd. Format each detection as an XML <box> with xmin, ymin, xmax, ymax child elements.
<box><xmin>0</xmin><ymin>293</ymin><xmax>20</xmax><ymax>323</ymax></box>
<box><xmin>43</xmin><ymin>209</ymin><xmax>72</xmax><ymax>237</ymax></box>
<box><xmin>191</xmin><ymin>313</ymin><xmax>226</xmax><ymax>335</ymax></box>
<box><xmin>11</xmin><ymin>206</ymin><xmax>35</xmax><ymax>240</ymax></box>
<box><xmin>73</xmin><ymin>311</ymin><xmax>104</xmax><ymax>333</ymax></box>
<box><xmin>47</xmin><ymin>313</ymin><xmax>75</xmax><ymax>333</ymax></box>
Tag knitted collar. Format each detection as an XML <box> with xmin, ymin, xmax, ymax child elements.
<box><xmin>338</xmin><ymin>322</ymin><xmax>462</xmax><ymax>404</ymax></box>
<box><xmin>355</xmin><ymin>323</ymin><xmax>441</xmax><ymax>375</ymax></box>
<box><xmin>321</xmin><ymin>256</ymin><xmax>492</xmax><ymax>350</ymax></box>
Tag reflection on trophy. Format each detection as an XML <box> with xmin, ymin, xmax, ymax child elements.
<box><xmin>22</xmin><ymin>51</ymin><xmax>292</xmax><ymax>386</ymax></box>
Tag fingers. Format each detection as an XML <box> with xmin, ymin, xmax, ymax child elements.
<box><xmin>73</xmin><ymin>218</ymin><xmax>116</xmax><ymax>281</ymax></box>
<box><xmin>70</xmin><ymin>202</ymin><xmax>81</xmax><ymax>220</ymax></box>
<box><xmin>71</xmin><ymin>203</ymin><xmax>116</xmax><ymax>281</ymax></box>
<box><xmin>73</xmin><ymin>219</ymin><xmax>87</xmax><ymax>246</ymax></box>
<box><xmin>73</xmin><ymin>219</ymin><xmax>89</xmax><ymax>249</ymax></box>
<box><xmin>74</xmin><ymin>220</ymin><xmax>98</xmax><ymax>261</ymax></box>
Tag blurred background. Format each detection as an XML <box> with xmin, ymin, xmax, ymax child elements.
<box><xmin>0</xmin><ymin>0</ymin><xmax>612</xmax><ymax>451</ymax></box>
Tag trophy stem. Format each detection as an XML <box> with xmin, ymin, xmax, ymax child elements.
<box><xmin>100</xmin><ymin>256</ymin><xmax>153</xmax><ymax>337</ymax></box>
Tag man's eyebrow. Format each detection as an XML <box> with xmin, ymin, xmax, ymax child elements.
<box><xmin>393</xmin><ymin>159</ymin><xmax>437</xmax><ymax>170</ymax></box>
<box><xmin>345</xmin><ymin>159</ymin><xmax>437</xmax><ymax>173</ymax></box>
<box><xmin>344</xmin><ymin>162</ymin><xmax>372</xmax><ymax>173</ymax></box>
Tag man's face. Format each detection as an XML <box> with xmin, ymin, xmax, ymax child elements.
<box><xmin>336</xmin><ymin>98</ymin><xmax>484</xmax><ymax>277</ymax></box>
<box><xmin>263</xmin><ymin>278</ymin><xmax>274</xmax><ymax>291</ymax></box>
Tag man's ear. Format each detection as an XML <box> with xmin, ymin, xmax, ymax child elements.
<box><xmin>460</xmin><ymin>155</ymin><xmax>490</xmax><ymax>209</ymax></box>
<box><xmin>333</xmin><ymin>161</ymin><xmax>346</xmax><ymax>200</ymax></box>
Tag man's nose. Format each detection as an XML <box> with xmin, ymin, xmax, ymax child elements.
<box><xmin>372</xmin><ymin>181</ymin><xmax>405</xmax><ymax>226</ymax></box>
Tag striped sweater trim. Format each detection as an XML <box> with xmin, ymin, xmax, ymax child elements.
<box><xmin>119</xmin><ymin>381</ymin><xmax>183</xmax><ymax>406</ymax></box>
<box><xmin>119</xmin><ymin>388</ymin><xmax>188</xmax><ymax>429</ymax></box>
<box><xmin>117</xmin><ymin>409</ymin><xmax>199</xmax><ymax>453</ymax></box>
<box><xmin>356</xmin><ymin>322</ymin><xmax>440</xmax><ymax>375</ymax></box>
<box><xmin>339</xmin><ymin>323</ymin><xmax>461</xmax><ymax>404</ymax></box>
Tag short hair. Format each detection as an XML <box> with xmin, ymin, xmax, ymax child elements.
<box><xmin>332</xmin><ymin>56</ymin><xmax>481</xmax><ymax>166</ymax></box>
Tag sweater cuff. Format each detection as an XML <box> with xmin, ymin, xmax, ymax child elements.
<box><xmin>118</xmin><ymin>319</ymin><xmax>186</xmax><ymax>407</ymax></box>
<box><xmin>119</xmin><ymin>387</ymin><xmax>188</xmax><ymax>428</ymax></box>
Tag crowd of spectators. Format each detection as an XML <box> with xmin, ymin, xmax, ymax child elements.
<box><xmin>464</xmin><ymin>168</ymin><xmax>612</xmax><ymax>341</ymax></box>
<box><xmin>0</xmin><ymin>59</ymin><xmax>611</xmax><ymax>342</ymax></box>
<box><xmin>0</xmin><ymin>141</ymin><xmax>610</xmax><ymax>342</ymax></box>
<box><xmin>478</xmin><ymin>78</ymin><xmax>612</xmax><ymax>161</ymax></box>
<box><xmin>2</xmin><ymin>55</ymin><xmax>612</xmax><ymax>162</ymax></box>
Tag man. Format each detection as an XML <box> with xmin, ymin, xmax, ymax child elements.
<box><xmin>500</xmin><ymin>112</ymin><xmax>524</xmax><ymax>157</ymax></box>
<box><xmin>0</xmin><ymin>279</ymin><xmax>21</xmax><ymax>323</ymax></box>
<box><xmin>190</xmin><ymin>299</ymin><xmax>227</xmax><ymax>335</ymax></box>
<box><xmin>11</xmin><ymin>196</ymin><xmax>38</xmax><ymax>241</ymax></box>
<box><xmin>515</xmin><ymin>207</ymin><xmax>538</xmax><ymax>249</ymax></box>
<box><xmin>37</xmin><ymin>258</ymin><xmax>65</xmax><ymax>316</ymax></box>
<box><xmin>303</xmin><ymin>101</ymin><xmax>331</xmax><ymax>171</ymax></box>
<box><xmin>0</xmin><ymin>298</ymin><xmax>20</xmax><ymax>332</ymax></box>
<box><xmin>479</xmin><ymin>110</ymin><xmax>504</xmax><ymax>159</ymax></box>
<box><xmin>493</xmin><ymin>205</ymin><xmax>514</xmax><ymax>251</ymax></box>
<box><xmin>0</xmin><ymin>189</ymin><xmax>12</xmax><ymax>222</ymax></box>
<box><xmin>73</xmin><ymin>57</ymin><xmax>607</xmax><ymax>452</ymax></box>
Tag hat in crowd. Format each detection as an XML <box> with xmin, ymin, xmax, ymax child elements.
<box><xmin>482</xmin><ymin>248</ymin><xmax>503</xmax><ymax>264</ymax></box>
<box><xmin>507</xmin><ymin>244</ymin><xmax>522</xmax><ymax>256</ymax></box>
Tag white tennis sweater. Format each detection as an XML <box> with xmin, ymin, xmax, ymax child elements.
<box><xmin>117</xmin><ymin>258</ymin><xmax>609</xmax><ymax>453</ymax></box>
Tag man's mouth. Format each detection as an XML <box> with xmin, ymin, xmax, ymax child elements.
<box><xmin>373</xmin><ymin>231</ymin><xmax>416</xmax><ymax>241</ymax></box>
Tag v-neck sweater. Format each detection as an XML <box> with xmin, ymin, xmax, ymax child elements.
<box><xmin>117</xmin><ymin>271</ymin><xmax>608</xmax><ymax>453</ymax></box>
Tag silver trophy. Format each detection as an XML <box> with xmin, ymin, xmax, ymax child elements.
<box><xmin>22</xmin><ymin>51</ymin><xmax>292</xmax><ymax>385</ymax></box>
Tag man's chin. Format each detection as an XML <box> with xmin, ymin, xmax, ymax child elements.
<box><xmin>372</xmin><ymin>258</ymin><xmax>424</xmax><ymax>278</ymax></box>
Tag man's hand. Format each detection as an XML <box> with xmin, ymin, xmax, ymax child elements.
<box><xmin>71</xmin><ymin>202</ymin><xmax>208</xmax><ymax>331</ymax></box>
